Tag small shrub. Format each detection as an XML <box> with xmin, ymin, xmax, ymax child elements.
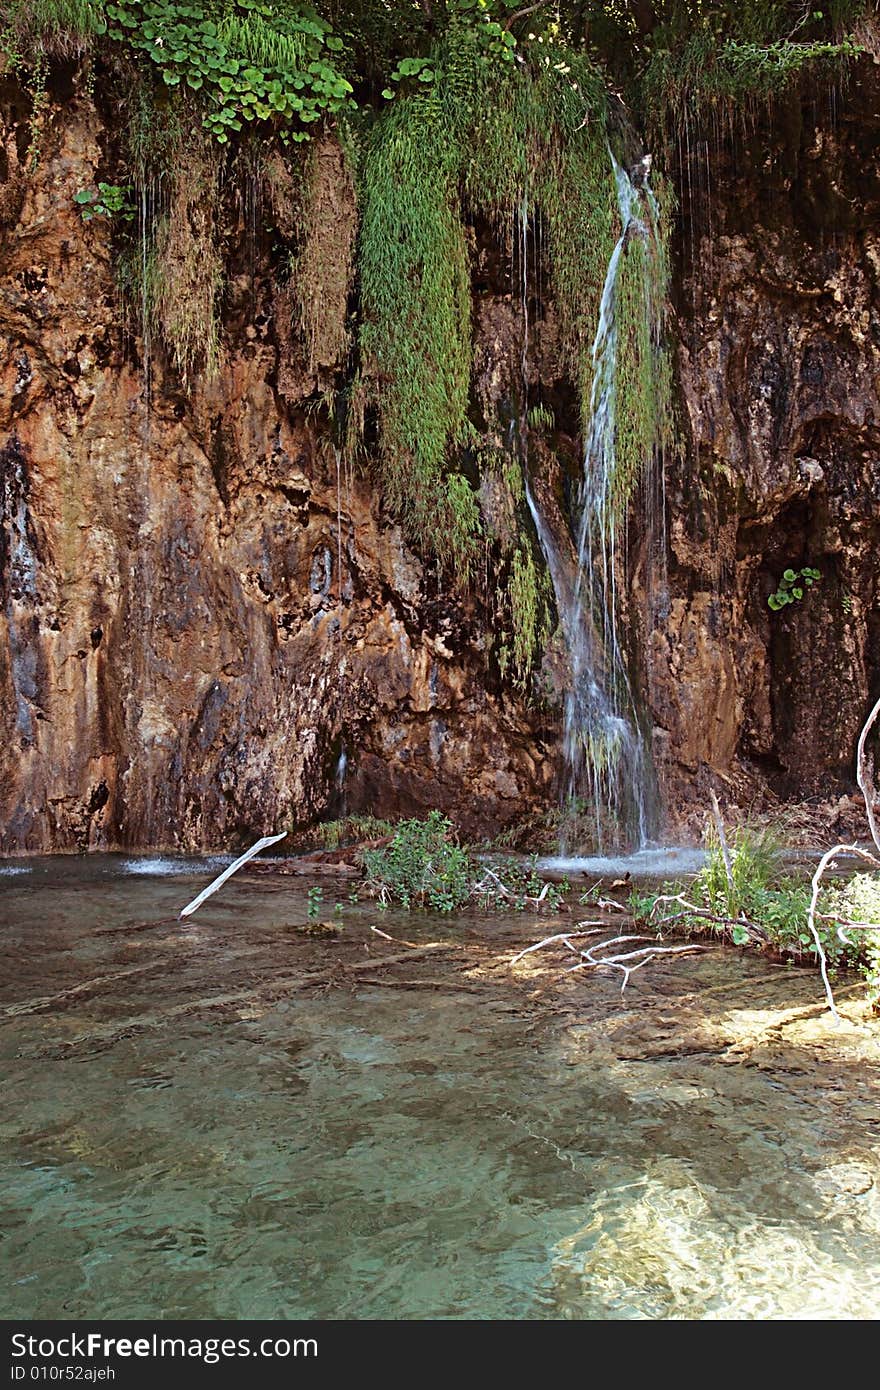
<box><xmin>633</xmin><ymin>827</ymin><xmax>879</xmax><ymax>994</ymax></box>
<box><xmin>362</xmin><ymin>811</ymin><xmax>471</xmax><ymax>912</ymax></box>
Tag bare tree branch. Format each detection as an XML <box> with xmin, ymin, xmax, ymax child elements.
<box><xmin>504</xmin><ymin>3</ymin><xmax>549</xmax><ymax>30</ymax></box>
<box><xmin>856</xmin><ymin>694</ymin><xmax>880</xmax><ymax>854</ymax></box>
<box><xmin>806</xmin><ymin>842</ymin><xmax>880</xmax><ymax>1021</ymax></box>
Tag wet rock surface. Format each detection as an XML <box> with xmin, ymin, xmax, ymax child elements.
<box><xmin>0</xmin><ymin>90</ymin><xmax>553</xmax><ymax>852</ymax></box>
<box><xmin>649</xmin><ymin>66</ymin><xmax>880</xmax><ymax>823</ymax></box>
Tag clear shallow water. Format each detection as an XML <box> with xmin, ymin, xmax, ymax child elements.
<box><xmin>1</xmin><ymin>856</ymin><xmax>879</xmax><ymax>1320</ymax></box>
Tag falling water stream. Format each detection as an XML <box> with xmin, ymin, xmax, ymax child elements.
<box><xmin>2</xmin><ymin>859</ymin><xmax>879</xmax><ymax>1320</ymax></box>
<box><xmin>523</xmin><ymin>151</ymin><xmax>664</xmax><ymax>851</ymax></box>
<box><xmin>132</xmin><ymin>180</ymin><xmax>160</xmax><ymax>846</ymax></box>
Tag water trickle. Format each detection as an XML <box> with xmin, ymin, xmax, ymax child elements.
<box><xmin>131</xmin><ymin>179</ymin><xmax>161</xmax><ymax>846</ymax></box>
<box><xmin>335</xmin><ymin>747</ymin><xmax>348</xmax><ymax>792</ymax></box>
<box><xmin>2</xmin><ymin>441</ymin><xmax>40</xmax><ymax>744</ymax></box>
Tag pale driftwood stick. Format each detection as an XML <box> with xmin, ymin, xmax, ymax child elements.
<box><xmin>370</xmin><ymin>925</ymin><xmax>430</xmax><ymax>949</ymax></box>
<box><xmin>710</xmin><ymin>789</ymin><xmax>736</xmax><ymax>901</ymax></box>
<box><xmin>179</xmin><ymin>831</ymin><xmax>288</xmax><ymax>918</ymax></box>
<box><xmin>649</xmin><ymin>891</ymin><xmax>702</xmax><ymax>909</ymax></box>
<box><xmin>806</xmin><ymin>842</ymin><xmax>880</xmax><ymax>1021</ymax></box>
<box><xmin>582</xmin><ymin>932</ymin><xmax>652</xmax><ymax>949</ymax></box>
<box><xmin>509</xmin><ymin>927</ymin><xmax>607</xmax><ymax>965</ymax></box>
<box><xmin>856</xmin><ymin>694</ymin><xmax>880</xmax><ymax>854</ymax></box>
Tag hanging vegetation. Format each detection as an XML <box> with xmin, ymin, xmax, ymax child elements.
<box><xmin>357</xmin><ymin>80</ymin><xmax>477</xmax><ymax>576</ymax></box>
<box><xmin>288</xmin><ymin>133</ymin><xmax>356</xmax><ymax>383</ymax></box>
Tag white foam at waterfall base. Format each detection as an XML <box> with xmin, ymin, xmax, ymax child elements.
<box><xmin>119</xmin><ymin>856</ymin><xmax>233</xmax><ymax>877</ymax></box>
<box><xmin>538</xmin><ymin>846</ymin><xmax>706</xmax><ymax>879</ymax></box>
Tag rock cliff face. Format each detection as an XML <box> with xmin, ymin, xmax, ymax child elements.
<box><xmin>0</xmin><ymin>84</ymin><xmax>554</xmax><ymax>852</ymax></box>
<box><xmin>1</xmin><ymin>62</ymin><xmax>878</xmax><ymax>853</ymax></box>
<box><xmin>645</xmin><ymin>63</ymin><xmax>880</xmax><ymax>821</ymax></box>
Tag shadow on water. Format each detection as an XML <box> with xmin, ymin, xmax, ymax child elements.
<box><xmin>1</xmin><ymin>857</ymin><xmax>879</xmax><ymax>1319</ymax></box>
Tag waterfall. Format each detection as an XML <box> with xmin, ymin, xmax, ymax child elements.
<box><xmin>526</xmin><ymin>150</ymin><xmax>665</xmax><ymax>850</ymax></box>
<box><xmin>566</xmin><ymin>151</ymin><xmax>659</xmax><ymax>848</ymax></box>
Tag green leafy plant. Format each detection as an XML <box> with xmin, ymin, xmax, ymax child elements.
<box><xmin>768</xmin><ymin>566</ymin><xmax>821</xmax><ymax>610</ymax></box>
<box><xmin>632</xmin><ymin>823</ymin><xmax>878</xmax><ymax>989</ymax></box>
<box><xmin>306</xmin><ymin>884</ymin><xmax>323</xmax><ymax>920</ymax></box>
<box><xmin>362</xmin><ymin>811</ymin><xmax>471</xmax><ymax>912</ymax></box>
<box><xmin>74</xmin><ymin>181</ymin><xmax>135</xmax><ymax>221</ymax></box>
<box><xmin>526</xmin><ymin>403</ymin><xmax>555</xmax><ymax>432</ymax></box>
<box><xmin>103</xmin><ymin>0</ymin><xmax>353</xmax><ymax>145</ymax></box>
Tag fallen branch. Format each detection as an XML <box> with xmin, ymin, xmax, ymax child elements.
<box><xmin>370</xmin><ymin>925</ymin><xmax>431</xmax><ymax>949</ymax></box>
<box><xmin>803</xmin><ymin>698</ymin><xmax>880</xmax><ymax>1018</ymax></box>
<box><xmin>565</xmin><ymin>940</ymin><xmax>707</xmax><ymax>993</ymax></box>
<box><xmin>472</xmin><ymin>868</ymin><xmax>557</xmax><ymax>912</ymax></box>
<box><xmin>179</xmin><ymin>831</ymin><xmax>287</xmax><ymax>918</ymax></box>
<box><xmin>650</xmin><ymin>906</ymin><xmax>769</xmax><ymax>943</ymax></box>
<box><xmin>856</xmin><ymin>694</ymin><xmax>880</xmax><ymax>854</ymax></box>
<box><xmin>509</xmin><ymin>926</ymin><xmax>609</xmax><ymax>966</ymax></box>
<box><xmin>646</xmin><ymin>892</ymin><xmax>769</xmax><ymax>943</ymax></box>
<box><xmin>355</xmin><ymin>977</ymin><xmax>479</xmax><ymax>993</ymax></box>
<box><xmin>510</xmin><ymin>924</ymin><xmax>706</xmax><ymax>993</ymax></box>
<box><xmin>592</xmin><ymin>896</ymin><xmax>629</xmax><ymax>914</ymax></box>
<box><xmin>0</xmin><ymin>963</ymin><xmax>165</xmax><ymax>1019</ymax></box>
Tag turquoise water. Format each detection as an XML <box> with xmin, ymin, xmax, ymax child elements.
<box><xmin>1</xmin><ymin>857</ymin><xmax>879</xmax><ymax>1319</ymax></box>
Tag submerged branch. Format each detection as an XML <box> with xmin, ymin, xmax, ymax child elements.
<box><xmin>565</xmin><ymin>940</ymin><xmax>706</xmax><ymax>993</ymax></box>
<box><xmin>511</xmin><ymin>923</ymin><xmax>706</xmax><ymax>993</ymax></box>
<box><xmin>510</xmin><ymin>926</ymin><xmax>608</xmax><ymax>965</ymax></box>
